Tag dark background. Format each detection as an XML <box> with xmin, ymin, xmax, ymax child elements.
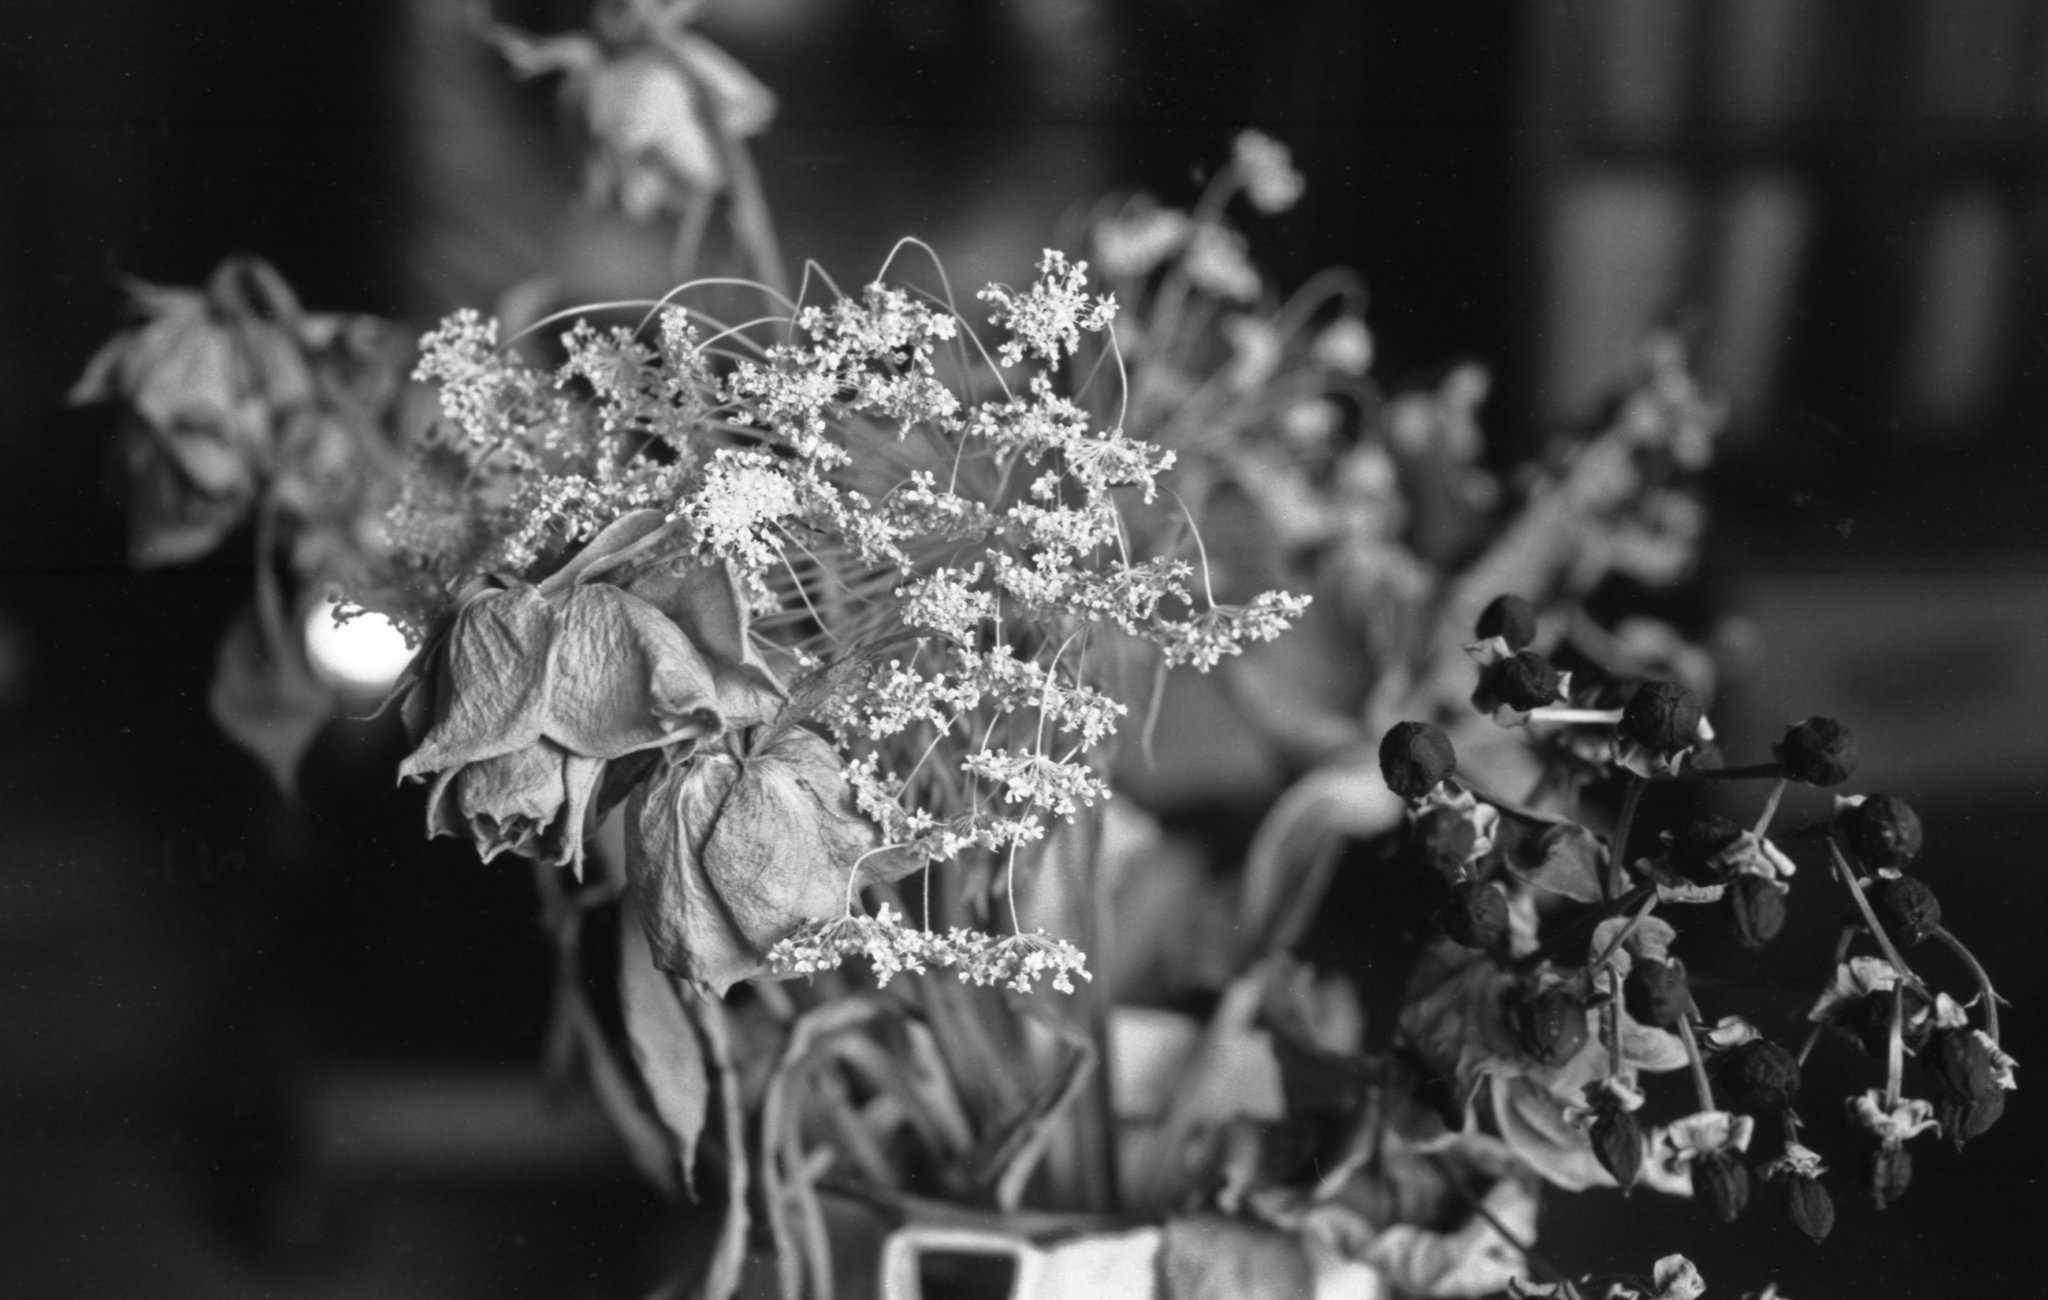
<box><xmin>1</xmin><ymin>2</ymin><xmax>2042</xmax><ymax>1297</ymax></box>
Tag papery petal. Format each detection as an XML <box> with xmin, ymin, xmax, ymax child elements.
<box><xmin>628</xmin><ymin>727</ymin><xmax>920</xmax><ymax>994</ymax></box>
<box><xmin>542</xmin><ymin>584</ymin><xmax>724</xmax><ymax>756</ymax></box>
<box><xmin>399</xmin><ymin>585</ymin><xmax>556</xmax><ymax>777</ymax></box>
<box><xmin>449</xmin><ymin>743</ymin><xmax>567</xmax><ymax>862</ymax></box>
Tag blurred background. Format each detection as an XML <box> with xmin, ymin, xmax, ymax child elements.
<box><xmin>2</xmin><ymin>1</ymin><xmax>2044</xmax><ymax>1296</ymax></box>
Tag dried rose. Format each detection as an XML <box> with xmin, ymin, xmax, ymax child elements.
<box><xmin>628</xmin><ymin>725</ymin><xmax>920</xmax><ymax>995</ymax></box>
<box><xmin>399</xmin><ymin>579</ymin><xmax>730</xmax><ymax>873</ymax></box>
<box><xmin>1380</xmin><ymin>721</ymin><xmax>1456</xmax><ymax>799</ymax></box>
<box><xmin>1774</xmin><ymin>716</ymin><xmax>1858</xmax><ymax>786</ymax></box>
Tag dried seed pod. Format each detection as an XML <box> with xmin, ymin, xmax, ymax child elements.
<box><xmin>1591</xmin><ymin>1107</ymin><xmax>1644</xmax><ymax>1190</ymax></box>
<box><xmin>1435</xmin><ymin>879</ymin><xmax>1509</xmax><ymax>950</ymax></box>
<box><xmin>1624</xmin><ymin>956</ymin><xmax>1693</xmax><ymax>1029</ymax></box>
<box><xmin>1874</xmin><ymin>875</ymin><xmax>1942</xmax><ymax>948</ymax></box>
<box><xmin>1939</xmin><ymin>1087</ymin><xmax>2006</xmax><ymax>1148</ymax></box>
<box><xmin>1727</xmin><ymin>875</ymin><xmax>1788</xmax><ymax>949</ymax></box>
<box><xmin>1379</xmin><ymin>721</ymin><xmax>1456</xmax><ymax>800</ymax></box>
<box><xmin>1925</xmin><ymin>1029</ymin><xmax>2001</xmax><ymax>1107</ymax></box>
<box><xmin>1775</xmin><ymin>716</ymin><xmax>1859</xmax><ymax>786</ymax></box>
<box><xmin>1848</xmin><ymin>986</ymin><xmax>1934</xmax><ymax>1058</ymax></box>
<box><xmin>1868</xmin><ymin>1143</ymin><xmax>1913</xmax><ymax>1211</ymax></box>
<box><xmin>1476</xmin><ymin>649</ymin><xmax>1562</xmax><ymax>713</ymax></box>
<box><xmin>1697</xmin><ymin>1150</ymin><xmax>1750</xmax><ymax>1223</ymax></box>
<box><xmin>1413</xmin><ymin>806</ymin><xmax>1479</xmax><ymax>879</ymax></box>
<box><xmin>1837</xmin><ymin>793</ymin><xmax>1924</xmax><ymax>872</ymax></box>
<box><xmin>1620</xmin><ymin>680</ymin><xmax>1703</xmax><ymax>753</ymax></box>
<box><xmin>1513</xmin><ymin>986</ymin><xmax>1590</xmax><ymax>1067</ymax></box>
<box><xmin>1713</xmin><ymin>1039</ymin><xmax>1803</xmax><ymax>1114</ymax></box>
<box><xmin>1784</xmin><ymin>1175</ymin><xmax>1835</xmax><ymax>1243</ymax></box>
<box><xmin>1475</xmin><ymin>594</ymin><xmax>1538</xmax><ymax>650</ymax></box>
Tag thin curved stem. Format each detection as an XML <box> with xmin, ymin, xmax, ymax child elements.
<box><xmin>1932</xmin><ymin>925</ymin><xmax>2001</xmax><ymax>1045</ymax></box>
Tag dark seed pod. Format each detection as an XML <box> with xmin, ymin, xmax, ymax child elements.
<box><xmin>1697</xmin><ymin>1150</ymin><xmax>1750</xmax><ymax>1223</ymax></box>
<box><xmin>1513</xmin><ymin>986</ymin><xmax>1590</xmax><ymax>1067</ymax></box>
<box><xmin>1436</xmin><ymin>880</ymin><xmax>1509</xmax><ymax>949</ymax></box>
<box><xmin>1848</xmin><ymin>986</ymin><xmax>1933</xmax><ymax>1058</ymax></box>
<box><xmin>1925</xmin><ymin>1030</ymin><xmax>2000</xmax><ymax>1106</ymax></box>
<box><xmin>1774</xmin><ymin>716</ymin><xmax>1859</xmax><ymax>787</ymax></box>
<box><xmin>1873</xmin><ymin>875</ymin><xmax>1942</xmax><ymax>947</ymax></box>
<box><xmin>1413</xmin><ymin>807</ymin><xmax>1479</xmax><ymax>879</ymax></box>
<box><xmin>1784</xmin><ymin>1176</ymin><xmax>1836</xmax><ymax>1244</ymax></box>
<box><xmin>1591</xmin><ymin>1107</ymin><xmax>1644</xmax><ymax>1190</ymax></box>
<box><xmin>1476</xmin><ymin>594</ymin><xmax>1538</xmax><ymax>650</ymax></box>
<box><xmin>1837</xmin><ymin>794</ymin><xmax>1924</xmax><ymax>872</ymax></box>
<box><xmin>1713</xmin><ymin>1039</ymin><xmax>1803</xmax><ymax>1114</ymax></box>
<box><xmin>1939</xmin><ymin>1088</ymin><xmax>2006</xmax><ymax>1148</ymax></box>
<box><xmin>1380</xmin><ymin>722</ymin><xmax>1456</xmax><ymax>800</ymax></box>
<box><xmin>1624</xmin><ymin>957</ymin><xmax>1693</xmax><ymax>1029</ymax></box>
<box><xmin>1620</xmin><ymin>680</ymin><xmax>1703</xmax><ymax>753</ymax></box>
<box><xmin>1477</xmin><ymin>650</ymin><xmax>1561</xmax><ymax>713</ymax></box>
<box><xmin>1868</xmin><ymin>1143</ymin><xmax>1912</xmax><ymax>1211</ymax></box>
<box><xmin>1727</xmin><ymin>875</ymin><xmax>1788</xmax><ymax>949</ymax></box>
<box><xmin>1379</xmin><ymin>722</ymin><xmax>1456</xmax><ymax>799</ymax></box>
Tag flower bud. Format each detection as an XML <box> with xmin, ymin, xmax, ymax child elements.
<box><xmin>1413</xmin><ymin>806</ymin><xmax>1478</xmax><ymax>879</ymax></box>
<box><xmin>1713</xmin><ymin>1039</ymin><xmax>1803</xmax><ymax>1114</ymax></box>
<box><xmin>1380</xmin><ymin>721</ymin><xmax>1456</xmax><ymax>799</ymax></box>
<box><xmin>1874</xmin><ymin>875</ymin><xmax>1942</xmax><ymax>948</ymax></box>
<box><xmin>1476</xmin><ymin>649</ymin><xmax>1561</xmax><ymax>713</ymax></box>
<box><xmin>1726</xmin><ymin>875</ymin><xmax>1787</xmax><ymax>949</ymax></box>
<box><xmin>1436</xmin><ymin>879</ymin><xmax>1509</xmax><ymax>949</ymax></box>
<box><xmin>1774</xmin><ymin>716</ymin><xmax>1858</xmax><ymax>787</ymax></box>
<box><xmin>1697</xmin><ymin>1150</ymin><xmax>1750</xmax><ymax>1223</ymax></box>
<box><xmin>1513</xmin><ymin>986</ymin><xmax>1590</xmax><ymax>1067</ymax></box>
<box><xmin>1624</xmin><ymin>956</ymin><xmax>1693</xmax><ymax>1029</ymax></box>
<box><xmin>1783</xmin><ymin>1175</ymin><xmax>1835</xmax><ymax>1243</ymax></box>
<box><xmin>1591</xmin><ymin>1107</ymin><xmax>1644</xmax><ymax>1190</ymax></box>
<box><xmin>1868</xmin><ymin>1143</ymin><xmax>1912</xmax><ymax>1210</ymax></box>
<box><xmin>1837</xmin><ymin>794</ymin><xmax>1924</xmax><ymax>872</ymax></box>
<box><xmin>1620</xmin><ymin>680</ymin><xmax>1703</xmax><ymax>753</ymax></box>
<box><xmin>1476</xmin><ymin>594</ymin><xmax>1537</xmax><ymax>650</ymax></box>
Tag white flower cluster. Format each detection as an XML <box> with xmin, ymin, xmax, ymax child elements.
<box><xmin>978</xmin><ymin>250</ymin><xmax>1119</xmax><ymax>367</ymax></box>
<box><xmin>765</xmin><ymin>904</ymin><xmax>1092</xmax><ymax>995</ymax></box>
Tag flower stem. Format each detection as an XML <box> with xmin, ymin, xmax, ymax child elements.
<box><xmin>1676</xmin><ymin>1014</ymin><xmax>1716</xmax><ymax>1113</ymax></box>
<box><xmin>1795</xmin><ymin>925</ymin><xmax>1857</xmax><ymax>1067</ymax></box>
<box><xmin>1828</xmin><ymin>841</ymin><xmax>1927</xmax><ymax>993</ymax></box>
<box><xmin>1751</xmin><ymin>777</ymin><xmax>1788</xmax><ymax>838</ymax></box>
<box><xmin>1607</xmin><ymin>774</ymin><xmax>1647</xmax><ymax>902</ymax></box>
<box><xmin>1667</xmin><ymin>762</ymin><xmax>1784</xmax><ymax>783</ymax></box>
<box><xmin>1886</xmin><ymin>985</ymin><xmax>1906</xmax><ymax>1111</ymax></box>
<box><xmin>1604</xmin><ymin>965</ymin><xmax>1624</xmax><ymax>1081</ymax></box>
<box><xmin>1587</xmin><ymin>891</ymin><xmax>1660</xmax><ymax>974</ymax></box>
<box><xmin>1932</xmin><ymin>925</ymin><xmax>2001</xmax><ymax>1046</ymax></box>
<box><xmin>1525</xmin><ymin>706</ymin><xmax>1624</xmax><ymax>726</ymax></box>
<box><xmin>1462</xmin><ymin>780</ymin><xmax>1575</xmax><ymax>827</ymax></box>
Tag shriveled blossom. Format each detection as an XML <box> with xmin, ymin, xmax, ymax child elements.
<box><xmin>978</xmin><ymin>250</ymin><xmax>1118</xmax><ymax>367</ymax></box>
<box><xmin>1232</xmin><ymin>130</ymin><xmax>1305</xmax><ymax>214</ymax></box>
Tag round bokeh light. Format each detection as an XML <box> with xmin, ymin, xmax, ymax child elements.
<box><xmin>303</xmin><ymin>597</ymin><xmax>415</xmax><ymax>694</ymax></box>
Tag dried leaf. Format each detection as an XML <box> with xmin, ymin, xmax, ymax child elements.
<box><xmin>1512</xmin><ymin>823</ymin><xmax>1607</xmax><ymax>904</ymax></box>
<box><xmin>208</xmin><ymin>605</ymin><xmax>337</xmax><ymax>797</ymax></box>
<box><xmin>620</xmin><ymin>901</ymin><xmax>710</xmax><ymax>1197</ymax></box>
<box><xmin>628</xmin><ymin>727</ymin><xmax>919</xmax><ymax>994</ymax></box>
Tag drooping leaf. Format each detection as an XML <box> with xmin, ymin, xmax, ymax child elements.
<box><xmin>619</xmin><ymin>900</ymin><xmax>710</xmax><ymax>1197</ymax></box>
<box><xmin>208</xmin><ymin>605</ymin><xmax>337</xmax><ymax>797</ymax></box>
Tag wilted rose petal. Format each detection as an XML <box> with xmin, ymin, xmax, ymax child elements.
<box><xmin>427</xmin><ymin>740</ymin><xmax>604</xmax><ymax>869</ymax></box>
<box><xmin>628</xmin><ymin>726</ymin><xmax>919</xmax><ymax>995</ymax></box>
